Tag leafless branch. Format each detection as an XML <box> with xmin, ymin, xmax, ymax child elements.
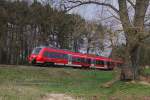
<box><xmin>107</xmin><ymin>9</ymin><xmax>120</xmax><ymax>21</ymax></box>
<box><xmin>127</xmin><ymin>0</ymin><xmax>135</xmax><ymax>8</ymax></box>
<box><xmin>144</xmin><ymin>14</ymin><xmax>150</xmax><ymax>23</ymax></box>
<box><xmin>65</xmin><ymin>0</ymin><xmax>119</xmax><ymax>14</ymax></box>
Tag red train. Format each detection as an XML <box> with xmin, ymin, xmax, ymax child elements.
<box><xmin>28</xmin><ymin>46</ymin><xmax>123</xmax><ymax>70</ymax></box>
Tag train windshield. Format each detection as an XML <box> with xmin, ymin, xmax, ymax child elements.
<box><xmin>32</xmin><ymin>48</ymin><xmax>42</xmax><ymax>55</ymax></box>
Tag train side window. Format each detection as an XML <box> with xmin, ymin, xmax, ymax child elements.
<box><xmin>49</xmin><ymin>52</ymin><xmax>55</xmax><ymax>58</ymax></box>
<box><xmin>86</xmin><ymin>59</ymin><xmax>91</xmax><ymax>64</ymax></box>
<box><xmin>77</xmin><ymin>58</ymin><xmax>81</xmax><ymax>62</ymax></box>
<box><xmin>58</xmin><ymin>53</ymin><xmax>68</xmax><ymax>59</ymax></box>
<box><xmin>72</xmin><ymin>57</ymin><xmax>81</xmax><ymax>62</ymax></box>
<box><xmin>59</xmin><ymin>53</ymin><xmax>63</xmax><ymax>59</ymax></box>
<box><xmin>94</xmin><ymin>60</ymin><xmax>96</xmax><ymax>64</ymax></box>
<box><xmin>72</xmin><ymin>57</ymin><xmax>86</xmax><ymax>63</ymax></box>
<box><xmin>101</xmin><ymin>61</ymin><xmax>104</xmax><ymax>65</ymax></box>
<box><xmin>89</xmin><ymin>59</ymin><xmax>91</xmax><ymax>64</ymax></box>
<box><xmin>72</xmin><ymin>57</ymin><xmax>79</xmax><ymax>62</ymax></box>
<box><xmin>106</xmin><ymin>62</ymin><xmax>111</xmax><ymax>66</ymax></box>
<box><xmin>72</xmin><ymin>57</ymin><xmax>76</xmax><ymax>62</ymax></box>
<box><xmin>63</xmin><ymin>54</ymin><xmax>68</xmax><ymax>59</ymax></box>
<box><xmin>80</xmin><ymin>58</ymin><xmax>85</xmax><ymax>63</ymax></box>
<box><xmin>44</xmin><ymin>52</ymin><xmax>72</xmax><ymax>60</ymax></box>
<box><xmin>96</xmin><ymin>60</ymin><xmax>98</xmax><ymax>64</ymax></box>
<box><xmin>91</xmin><ymin>59</ymin><xmax>96</xmax><ymax>64</ymax></box>
<box><xmin>43</xmin><ymin>51</ymin><xmax>49</xmax><ymax>57</ymax></box>
<box><xmin>96</xmin><ymin>60</ymin><xmax>104</xmax><ymax>65</ymax></box>
<box><xmin>48</xmin><ymin>52</ymin><xmax>57</xmax><ymax>58</ymax></box>
<box><xmin>56</xmin><ymin>53</ymin><xmax>62</xmax><ymax>58</ymax></box>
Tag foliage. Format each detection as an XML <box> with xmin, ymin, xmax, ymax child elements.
<box><xmin>0</xmin><ymin>0</ymin><xmax>108</xmax><ymax>65</ymax></box>
<box><xmin>0</xmin><ymin>0</ymin><xmax>87</xmax><ymax>64</ymax></box>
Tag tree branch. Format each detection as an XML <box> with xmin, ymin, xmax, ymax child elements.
<box><xmin>65</xmin><ymin>0</ymin><xmax>119</xmax><ymax>14</ymax></box>
<box><xmin>140</xmin><ymin>33</ymin><xmax>150</xmax><ymax>42</ymax></box>
<box><xmin>127</xmin><ymin>0</ymin><xmax>135</xmax><ymax>8</ymax></box>
<box><xmin>107</xmin><ymin>9</ymin><xmax>120</xmax><ymax>21</ymax></box>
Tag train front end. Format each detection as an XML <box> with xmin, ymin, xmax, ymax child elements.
<box><xmin>28</xmin><ymin>47</ymin><xmax>44</xmax><ymax>65</ymax></box>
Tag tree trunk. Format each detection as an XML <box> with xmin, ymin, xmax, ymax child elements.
<box><xmin>73</xmin><ymin>39</ymin><xmax>79</xmax><ymax>52</ymax></box>
<box><xmin>120</xmin><ymin>42</ymin><xmax>141</xmax><ymax>81</ymax></box>
<box><xmin>130</xmin><ymin>44</ymin><xmax>141</xmax><ymax>80</ymax></box>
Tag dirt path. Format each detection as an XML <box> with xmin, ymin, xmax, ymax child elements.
<box><xmin>43</xmin><ymin>93</ymin><xmax>75</xmax><ymax>100</ymax></box>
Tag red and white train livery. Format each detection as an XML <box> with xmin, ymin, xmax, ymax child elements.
<box><xmin>28</xmin><ymin>47</ymin><xmax>123</xmax><ymax>70</ymax></box>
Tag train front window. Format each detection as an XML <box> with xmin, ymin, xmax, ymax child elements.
<box><xmin>32</xmin><ymin>48</ymin><xmax>42</xmax><ymax>55</ymax></box>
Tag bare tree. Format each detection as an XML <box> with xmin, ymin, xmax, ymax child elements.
<box><xmin>62</xmin><ymin>0</ymin><xmax>150</xmax><ymax>80</ymax></box>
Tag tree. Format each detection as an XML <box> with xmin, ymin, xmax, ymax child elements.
<box><xmin>62</xmin><ymin>0</ymin><xmax>150</xmax><ymax>80</ymax></box>
<box><xmin>139</xmin><ymin>39</ymin><xmax>150</xmax><ymax>66</ymax></box>
<box><xmin>0</xmin><ymin>0</ymin><xmax>8</xmax><ymax>64</ymax></box>
<box><xmin>0</xmin><ymin>0</ymin><xmax>88</xmax><ymax>64</ymax></box>
<box><xmin>79</xmin><ymin>22</ymin><xmax>105</xmax><ymax>54</ymax></box>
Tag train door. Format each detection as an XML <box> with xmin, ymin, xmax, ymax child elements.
<box><xmin>104</xmin><ymin>61</ymin><xmax>108</xmax><ymax>69</ymax></box>
<box><xmin>90</xmin><ymin>59</ymin><xmax>96</xmax><ymax>68</ymax></box>
<box><xmin>68</xmin><ymin>54</ymin><xmax>72</xmax><ymax>65</ymax></box>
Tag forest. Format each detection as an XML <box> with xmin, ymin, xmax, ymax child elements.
<box><xmin>0</xmin><ymin>0</ymin><xmax>105</xmax><ymax>64</ymax></box>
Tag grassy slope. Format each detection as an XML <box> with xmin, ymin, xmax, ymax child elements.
<box><xmin>0</xmin><ymin>66</ymin><xmax>150</xmax><ymax>100</ymax></box>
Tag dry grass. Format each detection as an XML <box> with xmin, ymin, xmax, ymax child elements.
<box><xmin>0</xmin><ymin>84</ymin><xmax>45</xmax><ymax>100</ymax></box>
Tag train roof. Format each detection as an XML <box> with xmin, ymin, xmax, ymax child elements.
<box><xmin>35</xmin><ymin>46</ymin><xmax>123</xmax><ymax>63</ymax></box>
<box><xmin>42</xmin><ymin>47</ymin><xmax>108</xmax><ymax>57</ymax></box>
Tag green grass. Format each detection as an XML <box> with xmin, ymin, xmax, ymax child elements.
<box><xmin>0</xmin><ymin>66</ymin><xmax>150</xmax><ymax>100</ymax></box>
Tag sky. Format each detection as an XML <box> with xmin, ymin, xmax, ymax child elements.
<box><xmin>68</xmin><ymin>0</ymin><xmax>122</xmax><ymax>31</ymax></box>
<box><xmin>29</xmin><ymin>0</ymin><xmax>119</xmax><ymax>23</ymax></box>
<box><xmin>69</xmin><ymin>4</ymin><xmax>102</xmax><ymax>21</ymax></box>
<box><xmin>68</xmin><ymin>0</ymin><xmax>119</xmax><ymax>20</ymax></box>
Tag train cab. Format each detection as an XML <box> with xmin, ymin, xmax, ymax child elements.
<box><xmin>28</xmin><ymin>47</ymin><xmax>45</xmax><ymax>64</ymax></box>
